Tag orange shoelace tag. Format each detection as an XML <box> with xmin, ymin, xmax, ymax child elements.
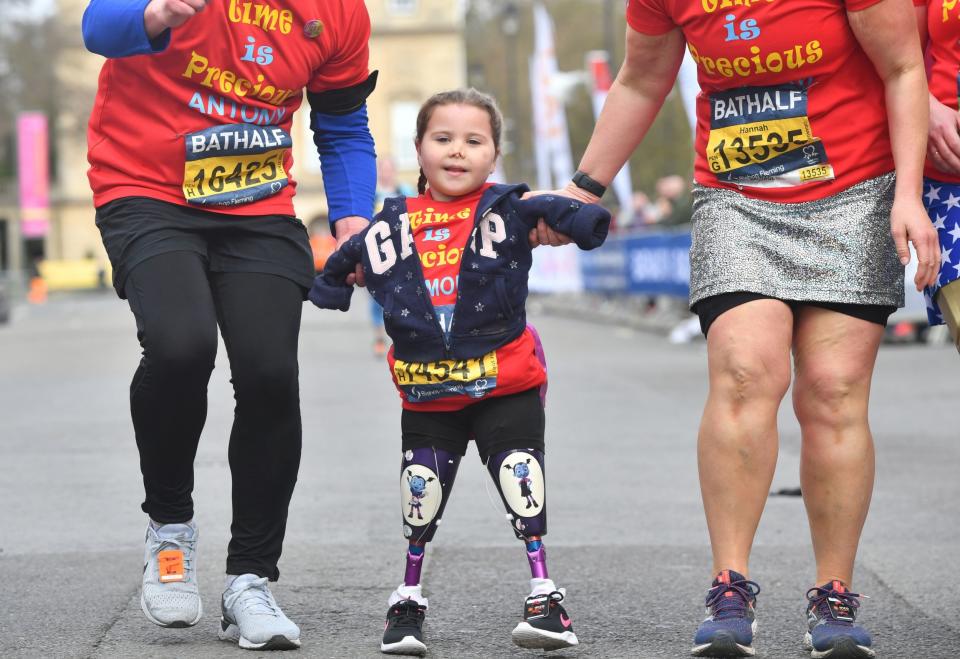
<box><xmin>158</xmin><ymin>549</ymin><xmax>185</xmax><ymax>583</ymax></box>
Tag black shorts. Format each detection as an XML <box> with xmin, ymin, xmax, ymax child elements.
<box><xmin>694</xmin><ymin>292</ymin><xmax>897</xmax><ymax>336</ymax></box>
<box><xmin>401</xmin><ymin>388</ymin><xmax>545</xmax><ymax>461</ymax></box>
<box><xmin>95</xmin><ymin>196</ymin><xmax>315</xmax><ymax>299</ymax></box>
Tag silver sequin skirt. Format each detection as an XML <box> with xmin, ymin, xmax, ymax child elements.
<box><xmin>689</xmin><ymin>172</ymin><xmax>904</xmax><ymax>309</ymax></box>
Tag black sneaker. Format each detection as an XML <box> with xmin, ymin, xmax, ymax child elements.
<box><xmin>511</xmin><ymin>590</ymin><xmax>579</xmax><ymax>651</ymax></box>
<box><xmin>380</xmin><ymin>599</ymin><xmax>427</xmax><ymax>656</ymax></box>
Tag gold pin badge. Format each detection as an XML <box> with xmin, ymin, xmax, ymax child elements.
<box><xmin>304</xmin><ymin>19</ymin><xmax>324</xmax><ymax>38</ymax></box>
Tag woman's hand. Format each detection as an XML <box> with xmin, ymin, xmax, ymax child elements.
<box><xmin>144</xmin><ymin>0</ymin><xmax>205</xmax><ymax>39</ymax></box>
<box><xmin>850</xmin><ymin>0</ymin><xmax>935</xmax><ymax>290</ymax></box>
<box><xmin>333</xmin><ymin>216</ymin><xmax>370</xmax><ymax>286</ymax></box>
<box><xmin>927</xmin><ymin>97</ymin><xmax>960</xmax><ymax>175</ymax></box>
<box><xmin>522</xmin><ymin>184</ymin><xmax>598</xmax><ymax>247</ymax></box>
<box><xmin>891</xmin><ymin>196</ymin><xmax>940</xmax><ymax>290</ymax></box>
<box><xmin>522</xmin><ymin>26</ymin><xmax>684</xmax><ymax>248</ymax></box>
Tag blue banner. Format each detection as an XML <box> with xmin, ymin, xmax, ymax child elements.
<box><xmin>581</xmin><ymin>231</ymin><xmax>691</xmax><ymax>298</ymax></box>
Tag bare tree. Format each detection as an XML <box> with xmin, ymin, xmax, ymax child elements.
<box><xmin>466</xmin><ymin>0</ymin><xmax>692</xmax><ymax>202</ymax></box>
<box><xmin>0</xmin><ymin>9</ymin><xmax>61</xmax><ymax>183</ymax></box>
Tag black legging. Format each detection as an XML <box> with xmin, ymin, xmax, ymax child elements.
<box><xmin>124</xmin><ymin>251</ymin><xmax>303</xmax><ymax>580</ymax></box>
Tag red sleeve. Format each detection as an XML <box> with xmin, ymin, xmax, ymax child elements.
<box><xmin>308</xmin><ymin>1</ymin><xmax>371</xmax><ymax>93</ymax></box>
<box><xmin>844</xmin><ymin>0</ymin><xmax>886</xmax><ymax>11</ymax></box>
<box><xmin>625</xmin><ymin>0</ymin><xmax>676</xmax><ymax>36</ymax></box>
<box><xmin>912</xmin><ymin>0</ymin><xmax>926</xmax><ymax>6</ymax></box>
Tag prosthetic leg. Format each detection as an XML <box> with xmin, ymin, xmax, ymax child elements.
<box><xmin>936</xmin><ymin>281</ymin><xmax>960</xmax><ymax>353</ymax></box>
<box><xmin>486</xmin><ymin>447</ymin><xmax>549</xmax><ymax>573</ymax></box>
<box><xmin>486</xmin><ymin>447</ymin><xmax>578</xmax><ymax>651</ymax></box>
<box><xmin>382</xmin><ymin>447</ymin><xmax>462</xmax><ymax>656</ymax></box>
<box><xmin>393</xmin><ymin>447</ymin><xmax>462</xmax><ymax>601</ymax></box>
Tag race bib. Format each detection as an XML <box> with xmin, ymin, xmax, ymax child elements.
<box><xmin>393</xmin><ymin>351</ymin><xmax>498</xmax><ymax>402</ymax></box>
<box><xmin>706</xmin><ymin>83</ymin><xmax>835</xmax><ymax>189</ymax></box>
<box><xmin>182</xmin><ymin>124</ymin><xmax>291</xmax><ymax>207</ymax></box>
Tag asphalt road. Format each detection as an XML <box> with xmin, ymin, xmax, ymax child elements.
<box><xmin>1</xmin><ymin>293</ymin><xmax>957</xmax><ymax>658</ymax></box>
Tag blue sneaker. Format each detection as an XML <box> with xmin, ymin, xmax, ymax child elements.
<box><xmin>691</xmin><ymin>569</ymin><xmax>760</xmax><ymax>657</ymax></box>
<box><xmin>804</xmin><ymin>580</ymin><xmax>874</xmax><ymax>658</ymax></box>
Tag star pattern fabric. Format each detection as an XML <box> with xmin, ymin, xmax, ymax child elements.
<box><xmin>922</xmin><ymin>179</ymin><xmax>960</xmax><ymax>325</ymax></box>
<box><xmin>307</xmin><ymin>183</ymin><xmax>610</xmax><ymax>362</ymax></box>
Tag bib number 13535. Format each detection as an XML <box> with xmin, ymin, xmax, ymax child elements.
<box><xmin>706</xmin><ymin>83</ymin><xmax>835</xmax><ymax>189</ymax></box>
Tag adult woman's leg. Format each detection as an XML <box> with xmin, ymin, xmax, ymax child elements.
<box><xmin>791</xmin><ymin>307</ymin><xmax>883</xmax><ymax>586</ymax></box>
<box><xmin>699</xmin><ymin>298</ymin><xmax>794</xmax><ymax>577</ymax></box>
<box><xmin>210</xmin><ymin>271</ymin><xmax>304</xmax><ymax>581</ymax></box>
<box><xmin>125</xmin><ymin>250</ymin><xmax>217</xmax><ymax>629</ymax></box>
<box><xmin>692</xmin><ymin>298</ymin><xmax>793</xmax><ymax>656</ymax></box>
<box><xmin>125</xmin><ymin>251</ymin><xmax>219</xmax><ymax>522</ymax></box>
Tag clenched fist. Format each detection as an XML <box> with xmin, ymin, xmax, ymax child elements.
<box><xmin>144</xmin><ymin>0</ymin><xmax>207</xmax><ymax>39</ymax></box>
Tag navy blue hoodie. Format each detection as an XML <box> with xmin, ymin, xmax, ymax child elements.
<box><xmin>309</xmin><ymin>183</ymin><xmax>610</xmax><ymax>362</ymax></box>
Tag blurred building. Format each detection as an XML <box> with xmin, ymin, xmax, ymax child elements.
<box><xmin>0</xmin><ymin>184</ymin><xmax>16</xmax><ymax>273</ymax></box>
<box><xmin>304</xmin><ymin>0</ymin><xmax>466</xmax><ymax>230</ymax></box>
<box><xmin>7</xmin><ymin>0</ymin><xmax>465</xmax><ymax>276</ymax></box>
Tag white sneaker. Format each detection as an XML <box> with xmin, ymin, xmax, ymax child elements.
<box><xmin>218</xmin><ymin>574</ymin><xmax>301</xmax><ymax>650</ymax></box>
<box><xmin>140</xmin><ymin>520</ymin><xmax>202</xmax><ymax>628</ymax></box>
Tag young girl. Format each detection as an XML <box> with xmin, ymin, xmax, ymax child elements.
<box><xmin>309</xmin><ymin>88</ymin><xmax>609</xmax><ymax>656</ymax></box>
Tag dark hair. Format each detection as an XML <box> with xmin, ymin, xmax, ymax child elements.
<box><xmin>414</xmin><ymin>88</ymin><xmax>503</xmax><ymax>195</ymax></box>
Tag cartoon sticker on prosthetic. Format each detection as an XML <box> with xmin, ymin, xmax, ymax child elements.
<box><xmin>497</xmin><ymin>452</ymin><xmax>545</xmax><ymax>518</ymax></box>
<box><xmin>400</xmin><ymin>465</ymin><xmax>443</xmax><ymax>527</ymax></box>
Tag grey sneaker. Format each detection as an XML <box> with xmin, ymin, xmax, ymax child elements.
<box><xmin>219</xmin><ymin>574</ymin><xmax>301</xmax><ymax>650</ymax></box>
<box><xmin>140</xmin><ymin>520</ymin><xmax>201</xmax><ymax>628</ymax></box>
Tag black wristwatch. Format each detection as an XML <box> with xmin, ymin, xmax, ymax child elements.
<box><xmin>571</xmin><ymin>170</ymin><xmax>606</xmax><ymax>197</ymax></box>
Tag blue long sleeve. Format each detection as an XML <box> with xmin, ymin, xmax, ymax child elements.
<box><xmin>82</xmin><ymin>0</ymin><xmax>170</xmax><ymax>58</ymax></box>
<box><xmin>310</xmin><ymin>104</ymin><xmax>377</xmax><ymax>228</ymax></box>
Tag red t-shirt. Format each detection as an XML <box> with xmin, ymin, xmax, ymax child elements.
<box><xmin>626</xmin><ymin>0</ymin><xmax>893</xmax><ymax>202</ymax></box>
<box><xmin>386</xmin><ymin>187</ymin><xmax>546</xmax><ymax>412</ymax></box>
<box><xmin>916</xmin><ymin>0</ymin><xmax>960</xmax><ymax>183</ymax></box>
<box><xmin>87</xmin><ymin>0</ymin><xmax>370</xmax><ymax>215</ymax></box>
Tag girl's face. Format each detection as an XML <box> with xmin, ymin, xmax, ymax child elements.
<box><xmin>416</xmin><ymin>103</ymin><xmax>497</xmax><ymax>201</ymax></box>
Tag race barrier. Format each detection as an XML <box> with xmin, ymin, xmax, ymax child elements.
<box><xmin>530</xmin><ymin>228</ymin><xmax>692</xmax><ymax>298</ymax></box>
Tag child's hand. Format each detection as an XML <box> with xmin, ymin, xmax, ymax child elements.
<box><xmin>523</xmin><ymin>184</ymin><xmax>599</xmax><ymax>248</ymax></box>
<box><xmin>528</xmin><ymin>219</ymin><xmax>572</xmax><ymax>248</ymax></box>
